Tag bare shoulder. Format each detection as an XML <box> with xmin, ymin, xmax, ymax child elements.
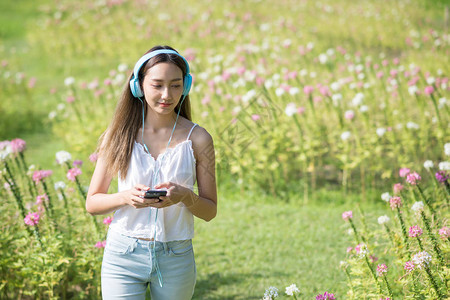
<box><xmin>189</xmin><ymin>124</ymin><xmax>214</xmax><ymax>161</ymax></box>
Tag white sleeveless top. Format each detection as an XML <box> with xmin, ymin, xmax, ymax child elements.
<box><xmin>109</xmin><ymin>124</ymin><xmax>198</xmax><ymax>242</ymax></box>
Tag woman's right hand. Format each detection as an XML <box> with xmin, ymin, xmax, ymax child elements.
<box><xmin>121</xmin><ymin>184</ymin><xmax>160</xmax><ymax>209</ymax></box>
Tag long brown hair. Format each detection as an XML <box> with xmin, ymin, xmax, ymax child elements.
<box><xmin>98</xmin><ymin>45</ymin><xmax>192</xmax><ymax>179</ymax></box>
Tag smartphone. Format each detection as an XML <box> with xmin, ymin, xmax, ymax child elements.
<box><xmin>144</xmin><ymin>190</ymin><xmax>167</xmax><ymax>199</ymax></box>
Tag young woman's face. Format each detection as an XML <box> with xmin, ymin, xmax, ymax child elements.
<box><xmin>142</xmin><ymin>62</ymin><xmax>184</xmax><ymax>115</ymax></box>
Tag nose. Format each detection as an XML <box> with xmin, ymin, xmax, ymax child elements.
<box><xmin>161</xmin><ymin>86</ymin><xmax>172</xmax><ymax>100</ymax></box>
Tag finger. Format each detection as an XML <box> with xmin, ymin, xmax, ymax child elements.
<box><xmin>134</xmin><ymin>184</ymin><xmax>150</xmax><ymax>191</ymax></box>
<box><xmin>154</xmin><ymin>182</ymin><xmax>171</xmax><ymax>189</ymax></box>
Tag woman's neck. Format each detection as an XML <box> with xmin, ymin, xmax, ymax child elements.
<box><xmin>144</xmin><ymin>110</ymin><xmax>179</xmax><ymax>133</ymax></box>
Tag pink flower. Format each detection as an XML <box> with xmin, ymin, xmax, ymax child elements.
<box><xmin>103</xmin><ymin>216</ymin><xmax>113</xmax><ymax>225</ymax></box>
<box><xmin>251</xmin><ymin>114</ymin><xmax>260</xmax><ymax>121</ymax></box>
<box><xmin>89</xmin><ymin>152</ymin><xmax>98</xmax><ymax>162</ymax></box>
<box><xmin>424</xmin><ymin>85</ymin><xmax>434</xmax><ymax>95</ymax></box>
<box><xmin>344</xmin><ymin>110</ymin><xmax>355</xmax><ymax>120</ymax></box>
<box><xmin>404</xmin><ymin>261</ymin><xmax>415</xmax><ymax>272</ymax></box>
<box><xmin>32</xmin><ymin>170</ymin><xmax>53</xmax><ymax>184</ymax></box>
<box><xmin>438</xmin><ymin>227</ymin><xmax>450</xmax><ymax>239</ymax></box>
<box><xmin>24</xmin><ymin>212</ymin><xmax>40</xmax><ymax>226</ymax></box>
<box><xmin>297</xmin><ymin>107</ymin><xmax>305</xmax><ymax>114</ymax></box>
<box><xmin>73</xmin><ymin>160</ymin><xmax>83</xmax><ymax>167</ymax></box>
<box><xmin>67</xmin><ymin>167</ymin><xmax>82</xmax><ymax>181</ymax></box>
<box><xmin>316</xmin><ymin>292</ymin><xmax>336</xmax><ymax>300</ymax></box>
<box><xmin>409</xmin><ymin>225</ymin><xmax>423</xmax><ymax>237</ymax></box>
<box><xmin>376</xmin><ymin>264</ymin><xmax>388</xmax><ymax>276</ymax></box>
<box><xmin>28</xmin><ymin>77</ymin><xmax>37</xmax><ymax>88</ymax></box>
<box><xmin>342</xmin><ymin>211</ymin><xmax>353</xmax><ymax>221</ymax></box>
<box><xmin>303</xmin><ymin>85</ymin><xmax>314</xmax><ymax>95</ymax></box>
<box><xmin>10</xmin><ymin>138</ymin><xmax>26</xmax><ymax>153</ymax></box>
<box><xmin>66</xmin><ymin>96</ymin><xmax>75</xmax><ymax>103</ymax></box>
<box><xmin>35</xmin><ymin>194</ymin><xmax>48</xmax><ymax>205</ymax></box>
<box><xmin>369</xmin><ymin>255</ymin><xmax>378</xmax><ymax>263</ymax></box>
<box><xmin>393</xmin><ymin>183</ymin><xmax>404</xmax><ymax>194</ymax></box>
<box><xmin>406</xmin><ymin>172</ymin><xmax>421</xmax><ymax>185</ymax></box>
<box><xmin>95</xmin><ymin>240</ymin><xmax>107</xmax><ymax>248</ymax></box>
<box><xmin>201</xmin><ymin>96</ymin><xmax>211</xmax><ymax>105</ymax></box>
<box><xmin>389</xmin><ymin>196</ymin><xmax>402</xmax><ymax>209</ymax></box>
<box><xmin>399</xmin><ymin>168</ymin><xmax>410</xmax><ymax>177</ymax></box>
<box><xmin>346</xmin><ymin>247</ymin><xmax>353</xmax><ymax>253</ymax></box>
<box><xmin>376</xmin><ymin>71</ymin><xmax>384</xmax><ymax>79</ymax></box>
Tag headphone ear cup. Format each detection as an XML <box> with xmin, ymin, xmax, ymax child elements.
<box><xmin>130</xmin><ymin>77</ymin><xmax>144</xmax><ymax>98</ymax></box>
<box><xmin>183</xmin><ymin>74</ymin><xmax>192</xmax><ymax>96</ymax></box>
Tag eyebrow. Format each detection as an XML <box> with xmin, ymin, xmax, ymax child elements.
<box><xmin>150</xmin><ymin>78</ymin><xmax>183</xmax><ymax>82</ymax></box>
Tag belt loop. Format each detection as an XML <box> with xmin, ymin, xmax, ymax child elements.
<box><xmin>163</xmin><ymin>242</ymin><xmax>169</xmax><ymax>255</ymax></box>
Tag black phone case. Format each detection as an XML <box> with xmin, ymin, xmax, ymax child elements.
<box><xmin>144</xmin><ymin>190</ymin><xmax>167</xmax><ymax>199</ymax></box>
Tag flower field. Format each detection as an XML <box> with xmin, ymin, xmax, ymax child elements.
<box><xmin>0</xmin><ymin>0</ymin><xmax>449</xmax><ymax>298</ymax></box>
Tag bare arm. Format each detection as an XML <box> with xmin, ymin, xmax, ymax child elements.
<box><xmin>85</xmin><ymin>156</ymin><xmax>154</xmax><ymax>215</ymax></box>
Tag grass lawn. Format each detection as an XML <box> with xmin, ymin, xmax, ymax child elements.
<box><xmin>193</xmin><ymin>188</ymin><xmax>386</xmax><ymax>299</ymax></box>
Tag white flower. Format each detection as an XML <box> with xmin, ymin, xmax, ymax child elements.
<box><xmin>352</xmin><ymin>93</ymin><xmax>364</xmax><ymax>106</ymax></box>
<box><xmin>444</xmin><ymin>143</ymin><xmax>450</xmax><ymax>156</ymax></box>
<box><xmin>275</xmin><ymin>87</ymin><xmax>285</xmax><ymax>97</ymax></box>
<box><xmin>347</xmin><ymin>228</ymin><xmax>353</xmax><ymax>235</ymax></box>
<box><xmin>54</xmin><ymin>181</ymin><xmax>66</xmax><ymax>190</ymax></box>
<box><xmin>411</xmin><ymin>201</ymin><xmax>424</xmax><ymax>212</ymax></box>
<box><xmin>408</xmin><ymin>85</ymin><xmax>418</xmax><ymax>95</ymax></box>
<box><xmin>381</xmin><ymin>192</ymin><xmax>391</xmax><ymax>202</ymax></box>
<box><xmin>306</xmin><ymin>42</ymin><xmax>314</xmax><ymax>50</ymax></box>
<box><xmin>423</xmin><ymin>160</ymin><xmax>434</xmax><ymax>169</ymax></box>
<box><xmin>378</xmin><ymin>215</ymin><xmax>390</xmax><ymax>225</ymax></box>
<box><xmin>339</xmin><ymin>260</ymin><xmax>349</xmax><ymax>268</ymax></box>
<box><xmin>426</xmin><ymin>77</ymin><xmax>435</xmax><ymax>85</ymax></box>
<box><xmin>48</xmin><ymin>111</ymin><xmax>57</xmax><ymax>119</ymax></box>
<box><xmin>264</xmin><ymin>286</ymin><xmax>279</xmax><ymax>299</ymax></box>
<box><xmin>319</xmin><ymin>54</ymin><xmax>328</xmax><ymax>64</ymax></box>
<box><xmin>376</xmin><ymin>128</ymin><xmax>386</xmax><ymax>137</ymax></box>
<box><xmin>232</xmin><ymin>106</ymin><xmax>242</xmax><ymax>115</ymax></box>
<box><xmin>330</xmin><ymin>82</ymin><xmax>340</xmax><ymax>91</ymax></box>
<box><xmin>285</xmin><ymin>284</ymin><xmax>300</xmax><ymax>296</ymax></box>
<box><xmin>341</xmin><ymin>131</ymin><xmax>351</xmax><ymax>141</ymax></box>
<box><xmin>412</xmin><ymin>251</ymin><xmax>432</xmax><ymax>269</ymax></box>
<box><xmin>359</xmin><ymin>105</ymin><xmax>369</xmax><ymax>113</ymax></box>
<box><xmin>264</xmin><ymin>79</ymin><xmax>274</xmax><ymax>89</ymax></box>
<box><xmin>55</xmin><ymin>151</ymin><xmax>72</xmax><ymax>164</ymax></box>
<box><xmin>439</xmin><ymin>97</ymin><xmax>448</xmax><ymax>108</ymax></box>
<box><xmin>289</xmin><ymin>87</ymin><xmax>300</xmax><ymax>95</ymax></box>
<box><xmin>439</xmin><ymin>161</ymin><xmax>450</xmax><ymax>171</ymax></box>
<box><xmin>64</xmin><ymin>77</ymin><xmax>75</xmax><ymax>86</ymax></box>
<box><xmin>242</xmin><ymin>89</ymin><xmax>257</xmax><ymax>103</ymax></box>
<box><xmin>285</xmin><ymin>103</ymin><xmax>297</xmax><ymax>117</ymax></box>
<box><xmin>406</xmin><ymin>122</ymin><xmax>419</xmax><ymax>129</ymax></box>
<box><xmin>117</xmin><ymin>63</ymin><xmax>128</xmax><ymax>72</ymax></box>
<box><xmin>299</xmin><ymin>69</ymin><xmax>308</xmax><ymax>77</ymax></box>
<box><xmin>0</xmin><ymin>144</ymin><xmax>11</xmax><ymax>160</ymax></box>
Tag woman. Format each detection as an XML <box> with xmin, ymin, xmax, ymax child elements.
<box><xmin>86</xmin><ymin>45</ymin><xmax>217</xmax><ymax>299</ymax></box>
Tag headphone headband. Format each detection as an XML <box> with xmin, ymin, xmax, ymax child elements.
<box><xmin>129</xmin><ymin>49</ymin><xmax>192</xmax><ymax>98</ymax></box>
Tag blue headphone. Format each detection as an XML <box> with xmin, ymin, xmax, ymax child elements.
<box><xmin>129</xmin><ymin>49</ymin><xmax>192</xmax><ymax>98</ymax></box>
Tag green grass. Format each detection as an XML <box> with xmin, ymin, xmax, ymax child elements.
<box><xmin>192</xmin><ymin>187</ymin><xmax>387</xmax><ymax>299</ymax></box>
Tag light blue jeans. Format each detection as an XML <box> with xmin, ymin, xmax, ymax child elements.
<box><xmin>101</xmin><ymin>229</ymin><xmax>196</xmax><ymax>300</ymax></box>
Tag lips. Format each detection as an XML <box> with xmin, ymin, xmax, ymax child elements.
<box><xmin>158</xmin><ymin>102</ymin><xmax>172</xmax><ymax>107</ymax></box>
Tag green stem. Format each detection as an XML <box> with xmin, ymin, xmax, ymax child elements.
<box><xmin>396</xmin><ymin>206</ymin><xmax>410</xmax><ymax>257</ymax></box>
<box><xmin>349</xmin><ymin>218</ymin><xmax>361</xmax><ymax>244</ymax></box>
<box><xmin>421</xmin><ymin>211</ymin><xmax>444</xmax><ymax>266</ymax></box>
<box><xmin>416</xmin><ymin>237</ymin><xmax>424</xmax><ymax>251</ymax></box>
<box><xmin>383</xmin><ymin>275</ymin><xmax>394</xmax><ymax>299</ymax></box>
<box><xmin>364</xmin><ymin>255</ymin><xmax>382</xmax><ymax>295</ymax></box>
<box><xmin>416</xmin><ymin>184</ymin><xmax>437</xmax><ymax>218</ymax></box>
<box><xmin>425</xmin><ymin>266</ymin><xmax>443</xmax><ymax>299</ymax></box>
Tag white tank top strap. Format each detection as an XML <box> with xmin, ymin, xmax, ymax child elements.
<box><xmin>186</xmin><ymin>123</ymin><xmax>198</xmax><ymax>141</ymax></box>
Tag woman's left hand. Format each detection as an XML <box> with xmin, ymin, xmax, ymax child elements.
<box><xmin>151</xmin><ymin>182</ymin><xmax>196</xmax><ymax>208</ymax></box>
